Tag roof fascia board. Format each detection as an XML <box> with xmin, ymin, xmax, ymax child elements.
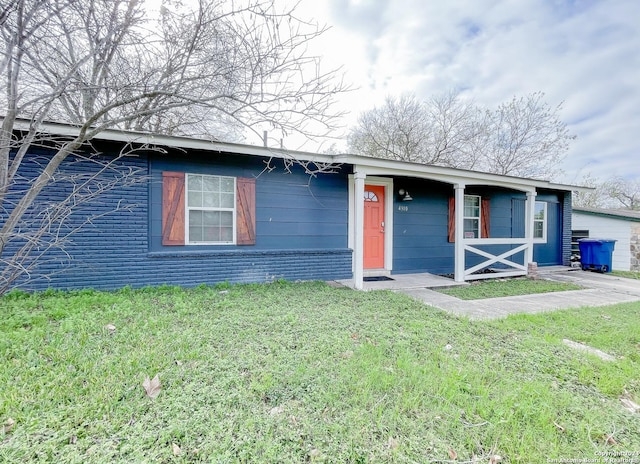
<box><xmin>8</xmin><ymin>118</ymin><xmax>592</xmax><ymax>192</ymax></box>
<box><xmin>573</xmin><ymin>208</ymin><xmax>640</xmax><ymax>222</ymax></box>
<box><xmin>342</xmin><ymin>154</ymin><xmax>589</xmax><ymax>192</ymax></box>
<box><xmin>10</xmin><ymin>119</ymin><xmax>337</xmax><ymax>164</ymax></box>
<box><xmin>355</xmin><ymin>164</ymin><xmax>535</xmax><ymax>192</ymax></box>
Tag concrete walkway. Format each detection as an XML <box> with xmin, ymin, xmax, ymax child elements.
<box><xmin>333</xmin><ymin>267</ymin><xmax>640</xmax><ymax>319</ymax></box>
<box><xmin>399</xmin><ymin>267</ymin><xmax>640</xmax><ymax>320</ymax></box>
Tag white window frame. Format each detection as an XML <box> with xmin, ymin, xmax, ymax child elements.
<box><xmin>463</xmin><ymin>194</ymin><xmax>481</xmax><ymax>239</ymax></box>
<box><xmin>185</xmin><ymin>173</ymin><xmax>236</xmax><ymax>245</ymax></box>
<box><xmin>533</xmin><ymin>201</ymin><xmax>547</xmax><ymax>243</ymax></box>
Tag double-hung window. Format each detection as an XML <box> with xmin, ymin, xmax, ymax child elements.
<box><xmin>463</xmin><ymin>195</ymin><xmax>481</xmax><ymax>238</ymax></box>
<box><xmin>533</xmin><ymin>201</ymin><xmax>547</xmax><ymax>241</ymax></box>
<box><xmin>186</xmin><ymin>174</ymin><xmax>236</xmax><ymax>244</ymax></box>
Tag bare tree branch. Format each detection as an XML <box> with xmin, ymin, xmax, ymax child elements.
<box><xmin>0</xmin><ymin>0</ymin><xmax>349</xmax><ymax>293</ymax></box>
<box><xmin>348</xmin><ymin>91</ymin><xmax>575</xmax><ymax>180</ymax></box>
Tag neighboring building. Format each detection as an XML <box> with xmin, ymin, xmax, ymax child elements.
<box><xmin>572</xmin><ymin>207</ymin><xmax>640</xmax><ymax>272</ymax></box>
<box><xmin>2</xmin><ymin>122</ymin><xmax>583</xmax><ymax>292</ymax></box>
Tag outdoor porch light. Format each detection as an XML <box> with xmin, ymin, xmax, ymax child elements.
<box><xmin>398</xmin><ymin>189</ymin><xmax>413</xmax><ymax>201</ymax></box>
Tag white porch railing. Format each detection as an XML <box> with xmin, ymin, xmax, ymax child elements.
<box><xmin>463</xmin><ymin>238</ymin><xmax>529</xmax><ymax>280</ymax></box>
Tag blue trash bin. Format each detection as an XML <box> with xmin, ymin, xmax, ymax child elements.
<box><xmin>577</xmin><ymin>239</ymin><xmax>616</xmax><ymax>273</ymax></box>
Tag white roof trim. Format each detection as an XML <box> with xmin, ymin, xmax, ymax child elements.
<box><xmin>10</xmin><ymin>118</ymin><xmax>589</xmax><ymax>192</ymax></box>
<box><xmin>11</xmin><ymin>119</ymin><xmax>336</xmax><ymax>164</ymax></box>
<box><xmin>339</xmin><ymin>154</ymin><xmax>590</xmax><ymax>193</ymax></box>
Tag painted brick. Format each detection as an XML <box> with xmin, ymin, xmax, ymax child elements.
<box><xmin>3</xmin><ymin>145</ymin><xmax>352</xmax><ymax>292</ymax></box>
<box><xmin>562</xmin><ymin>191</ymin><xmax>572</xmax><ymax>266</ymax></box>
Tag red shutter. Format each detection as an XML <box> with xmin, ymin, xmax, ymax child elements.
<box><xmin>236</xmin><ymin>177</ymin><xmax>256</xmax><ymax>245</ymax></box>
<box><xmin>449</xmin><ymin>196</ymin><xmax>490</xmax><ymax>240</ymax></box>
<box><xmin>162</xmin><ymin>172</ymin><xmax>185</xmax><ymax>245</ymax></box>
<box><xmin>448</xmin><ymin>196</ymin><xmax>455</xmax><ymax>243</ymax></box>
<box><xmin>481</xmin><ymin>198</ymin><xmax>490</xmax><ymax>238</ymax></box>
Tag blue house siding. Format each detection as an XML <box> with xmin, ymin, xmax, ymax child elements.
<box><xmin>512</xmin><ymin>190</ymin><xmax>564</xmax><ymax>266</ymax></box>
<box><xmin>392</xmin><ymin>178</ymin><xmax>453</xmax><ymax>274</ymax></box>
<box><xmin>562</xmin><ymin>192</ymin><xmax>572</xmax><ymax>266</ymax></box>
<box><xmin>390</xmin><ymin>179</ymin><xmax>566</xmax><ymax>275</ymax></box>
<box><xmin>3</xmin><ymin>137</ymin><xmax>574</xmax><ymax>293</ymax></box>
<box><xmin>149</xmin><ymin>153</ymin><xmax>349</xmax><ymax>252</ymax></box>
<box><xmin>5</xmin><ymin>146</ymin><xmax>351</xmax><ymax>292</ymax></box>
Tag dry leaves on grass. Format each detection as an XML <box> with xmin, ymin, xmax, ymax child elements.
<box><xmin>620</xmin><ymin>390</ymin><xmax>639</xmax><ymax>413</ymax></box>
<box><xmin>142</xmin><ymin>374</ymin><xmax>161</xmax><ymax>399</ymax></box>
<box><xmin>3</xmin><ymin>418</ymin><xmax>15</xmax><ymax>434</ymax></box>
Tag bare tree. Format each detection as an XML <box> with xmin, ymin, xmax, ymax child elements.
<box><xmin>348</xmin><ymin>94</ymin><xmax>434</xmax><ymax>163</ymax></box>
<box><xmin>0</xmin><ymin>0</ymin><xmax>348</xmax><ymax>292</ymax></box>
<box><xmin>479</xmin><ymin>92</ymin><xmax>575</xmax><ymax>179</ymax></box>
<box><xmin>427</xmin><ymin>91</ymin><xmax>488</xmax><ymax>170</ymax></box>
<box><xmin>572</xmin><ymin>173</ymin><xmax>640</xmax><ymax>210</ymax></box>
<box><xmin>603</xmin><ymin>176</ymin><xmax>640</xmax><ymax>210</ymax></box>
<box><xmin>572</xmin><ymin>173</ymin><xmax>611</xmax><ymax>208</ymax></box>
<box><xmin>348</xmin><ymin>91</ymin><xmax>574</xmax><ymax>179</ymax></box>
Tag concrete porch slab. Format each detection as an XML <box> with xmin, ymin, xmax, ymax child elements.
<box><xmin>335</xmin><ymin>272</ymin><xmax>468</xmax><ymax>291</ymax></box>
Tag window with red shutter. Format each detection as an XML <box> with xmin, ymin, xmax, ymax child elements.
<box><xmin>448</xmin><ymin>195</ymin><xmax>490</xmax><ymax>242</ymax></box>
<box><xmin>162</xmin><ymin>172</ymin><xmax>256</xmax><ymax>246</ymax></box>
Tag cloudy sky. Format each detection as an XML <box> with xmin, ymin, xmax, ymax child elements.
<box><xmin>288</xmin><ymin>0</ymin><xmax>639</xmax><ymax>183</ymax></box>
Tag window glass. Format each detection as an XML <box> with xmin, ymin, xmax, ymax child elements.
<box><xmin>463</xmin><ymin>195</ymin><xmax>481</xmax><ymax>238</ymax></box>
<box><xmin>534</xmin><ymin>201</ymin><xmax>546</xmax><ymax>240</ymax></box>
<box><xmin>464</xmin><ymin>196</ymin><xmax>480</xmax><ymax>217</ymax></box>
<box><xmin>186</xmin><ymin>174</ymin><xmax>235</xmax><ymax>244</ymax></box>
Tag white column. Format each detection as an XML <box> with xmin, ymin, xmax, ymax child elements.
<box><xmin>353</xmin><ymin>171</ymin><xmax>366</xmax><ymax>290</ymax></box>
<box><xmin>525</xmin><ymin>190</ymin><xmax>537</xmax><ymax>265</ymax></box>
<box><xmin>454</xmin><ymin>184</ymin><xmax>466</xmax><ymax>282</ymax></box>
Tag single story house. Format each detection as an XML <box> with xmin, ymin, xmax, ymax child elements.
<box><xmin>3</xmin><ymin>121</ymin><xmax>584</xmax><ymax>292</ymax></box>
<box><xmin>572</xmin><ymin>207</ymin><xmax>640</xmax><ymax>272</ymax></box>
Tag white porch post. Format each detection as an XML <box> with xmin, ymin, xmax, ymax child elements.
<box><xmin>353</xmin><ymin>171</ymin><xmax>366</xmax><ymax>290</ymax></box>
<box><xmin>454</xmin><ymin>183</ymin><xmax>466</xmax><ymax>282</ymax></box>
<box><xmin>525</xmin><ymin>190</ymin><xmax>537</xmax><ymax>265</ymax></box>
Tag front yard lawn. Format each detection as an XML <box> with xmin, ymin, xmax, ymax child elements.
<box><xmin>437</xmin><ymin>277</ymin><xmax>582</xmax><ymax>300</ymax></box>
<box><xmin>1</xmin><ymin>282</ymin><xmax>639</xmax><ymax>463</ymax></box>
<box><xmin>611</xmin><ymin>270</ymin><xmax>640</xmax><ymax>280</ymax></box>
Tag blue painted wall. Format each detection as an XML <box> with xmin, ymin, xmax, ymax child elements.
<box><xmin>511</xmin><ymin>190</ymin><xmax>564</xmax><ymax>266</ymax></box>
<box><xmin>3</xmin><ymin>144</ymin><xmax>351</xmax><ymax>292</ymax></box>
<box><xmin>3</xmin><ymin>141</ymin><xmax>570</xmax><ymax>292</ymax></box>
<box><xmin>391</xmin><ymin>178</ymin><xmax>566</xmax><ymax>275</ymax></box>
<box><xmin>562</xmin><ymin>192</ymin><xmax>572</xmax><ymax>266</ymax></box>
<box><xmin>149</xmin><ymin>152</ymin><xmax>349</xmax><ymax>251</ymax></box>
<box><xmin>392</xmin><ymin>178</ymin><xmax>453</xmax><ymax>274</ymax></box>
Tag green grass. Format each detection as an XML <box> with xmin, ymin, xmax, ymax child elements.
<box><xmin>437</xmin><ymin>277</ymin><xmax>583</xmax><ymax>300</ymax></box>
<box><xmin>1</xmin><ymin>282</ymin><xmax>639</xmax><ymax>463</ymax></box>
<box><xmin>611</xmin><ymin>270</ymin><xmax>640</xmax><ymax>280</ymax></box>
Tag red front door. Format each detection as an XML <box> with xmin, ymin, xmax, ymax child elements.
<box><xmin>364</xmin><ymin>185</ymin><xmax>385</xmax><ymax>269</ymax></box>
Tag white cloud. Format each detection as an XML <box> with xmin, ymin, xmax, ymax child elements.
<box><xmin>292</xmin><ymin>0</ymin><xmax>639</xmax><ymax>181</ymax></box>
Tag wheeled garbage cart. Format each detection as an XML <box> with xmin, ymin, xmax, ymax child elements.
<box><xmin>577</xmin><ymin>239</ymin><xmax>616</xmax><ymax>273</ymax></box>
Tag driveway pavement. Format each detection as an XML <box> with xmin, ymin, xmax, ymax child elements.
<box><xmin>398</xmin><ymin>267</ymin><xmax>640</xmax><ymax>320</ymax></box>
